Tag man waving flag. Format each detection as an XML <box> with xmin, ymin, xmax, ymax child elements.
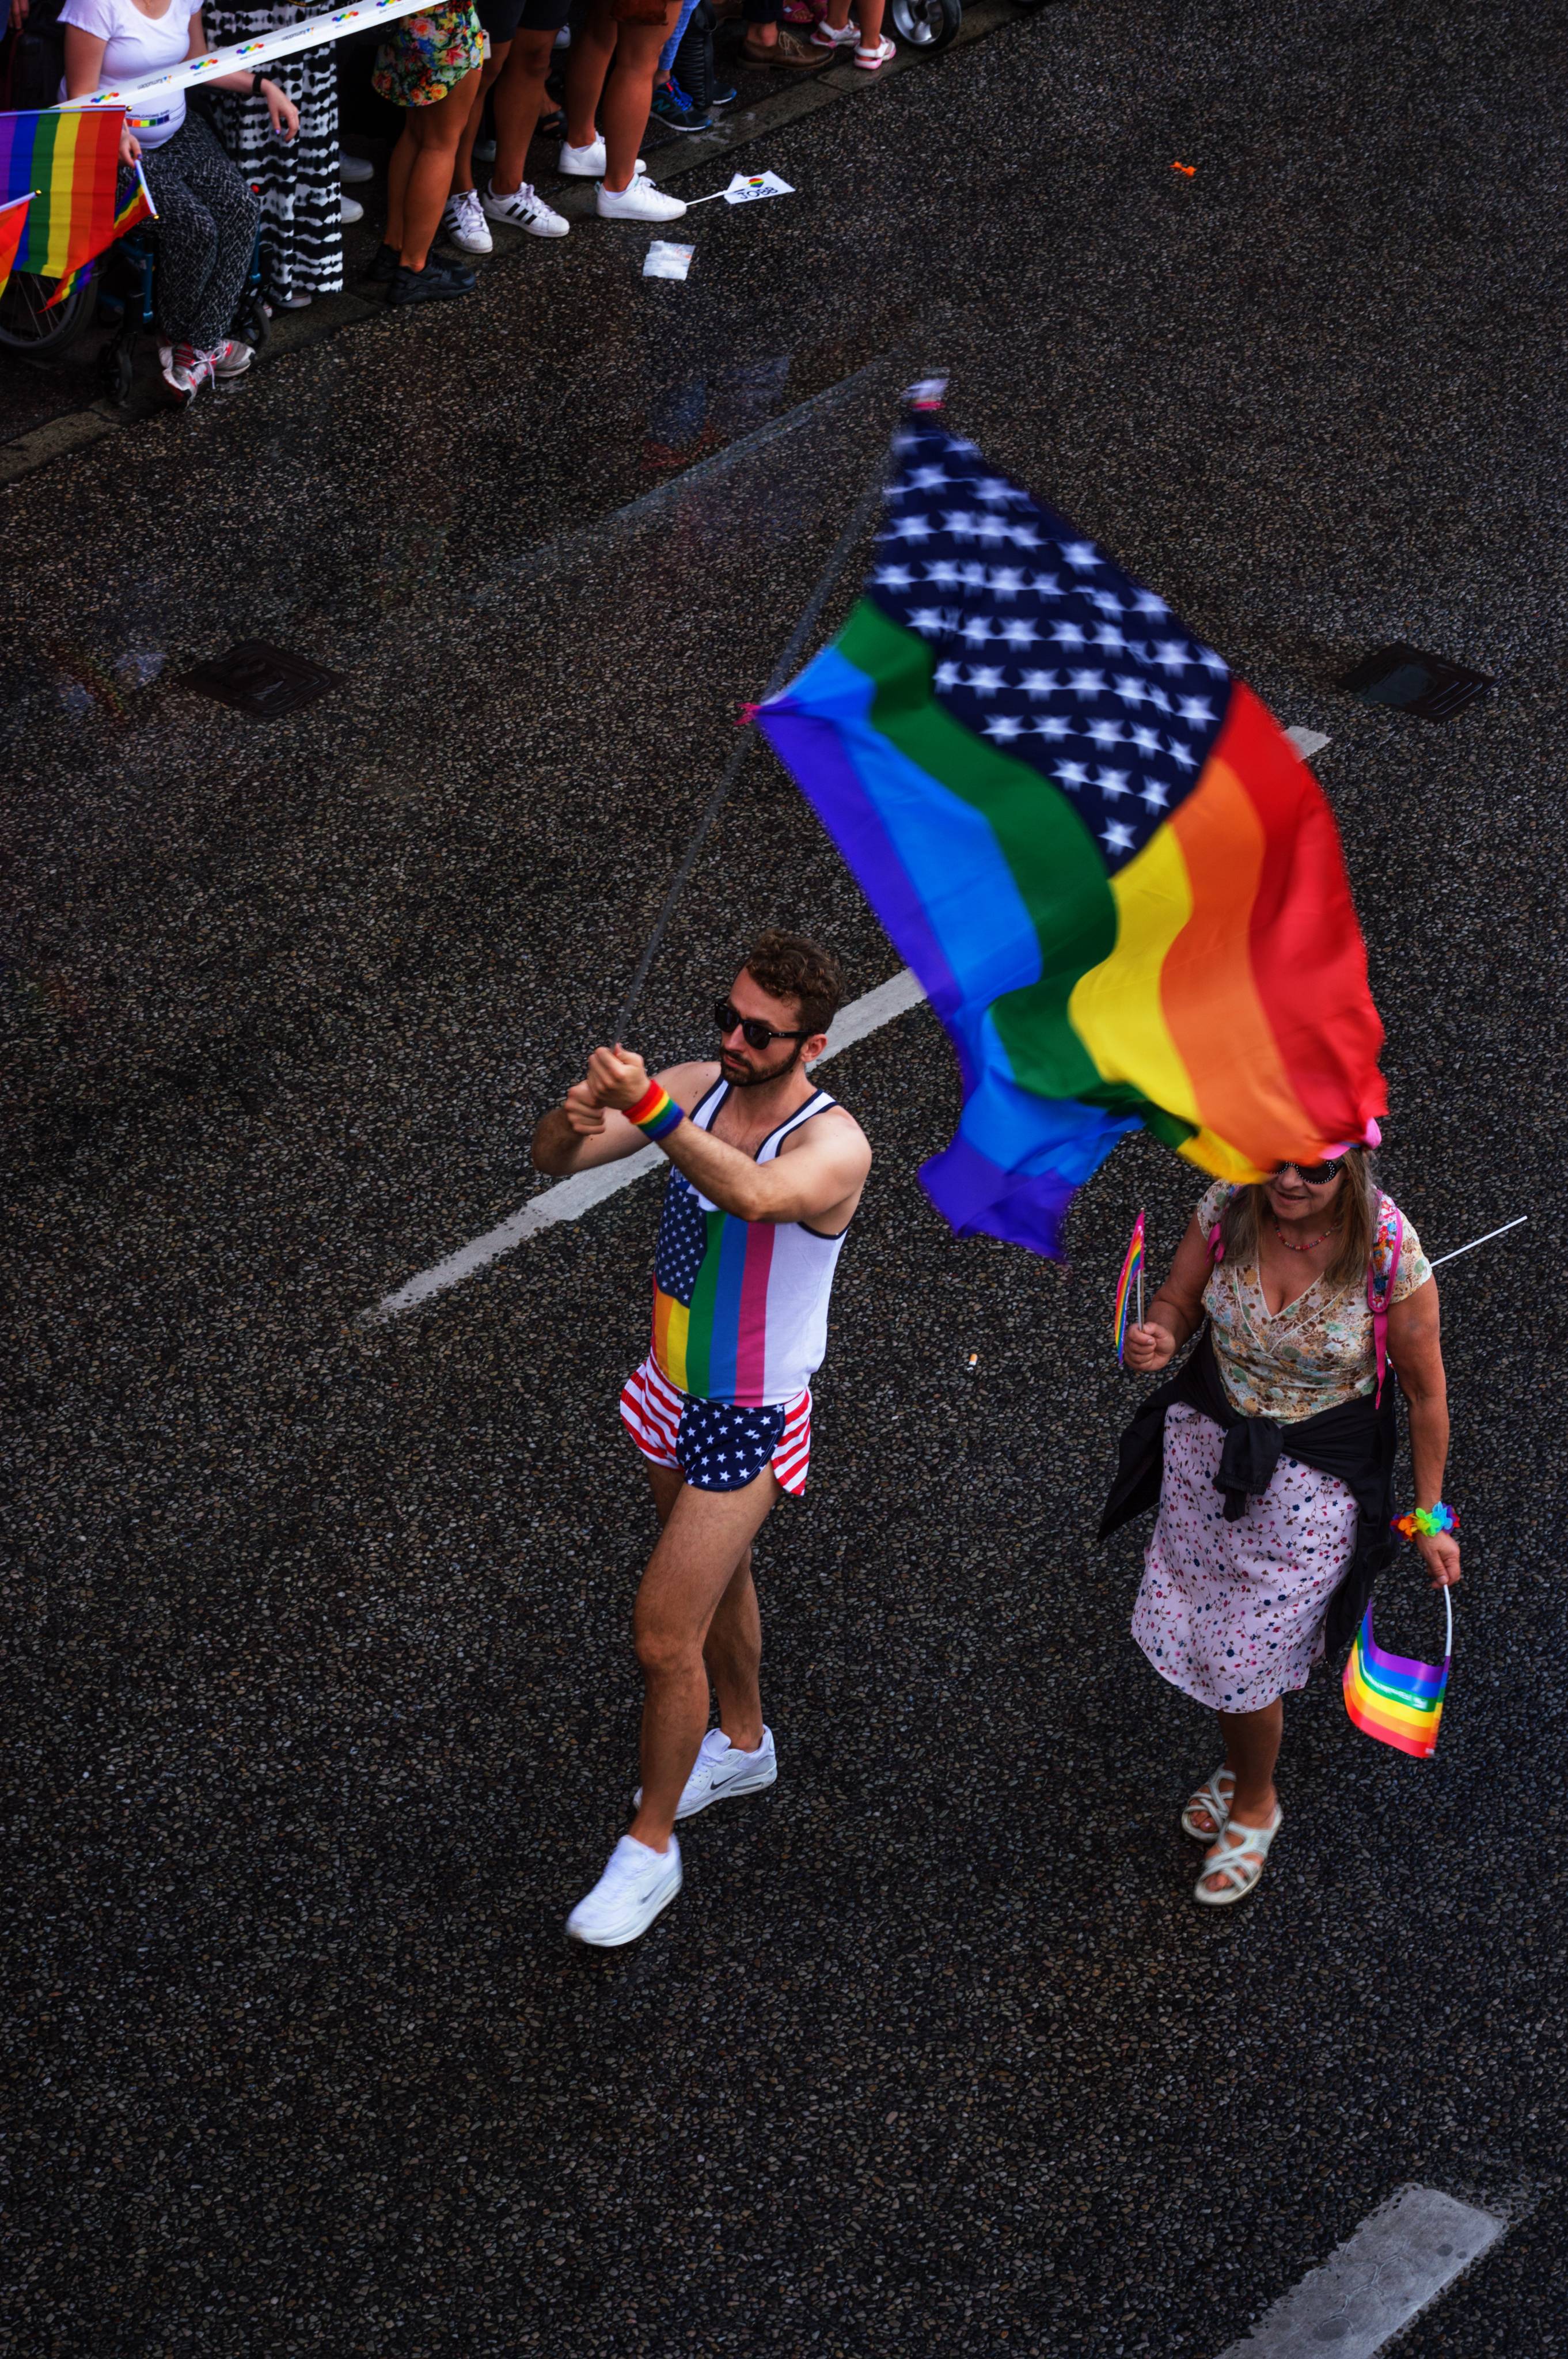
<box><xmin>757</xmin><ymin>388</ymin><xmax>1386</xmax><ymax>1254</ymax></box>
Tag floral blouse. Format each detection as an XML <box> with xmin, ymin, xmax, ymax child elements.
<box><xmin>1195</xmin><ymin>1180</ymin><xmax>1433</xmax><ymax>1423</ymax></box>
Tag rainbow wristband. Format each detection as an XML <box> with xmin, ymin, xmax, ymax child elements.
<box><xmin>626</xmin><ymin>1080</ymin><xmax>685</xmax><ymax>1143</ymax></box>
<box><xmin>1391</xmin><ymin>1503</ymin><xmax>1459</xmax><ymax>1541</ymax></box>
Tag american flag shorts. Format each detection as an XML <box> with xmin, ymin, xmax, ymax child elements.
<box><xmin>620</xmin><ymin>1356</ymin><xmax>812</xmax><ymax>1495</ymax></box>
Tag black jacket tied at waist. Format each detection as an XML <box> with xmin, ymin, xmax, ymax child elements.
<box><xmin>1099</xmin><ymin>1326</ymin><xmax>1399</xmax><ymax>1658</ymax></box>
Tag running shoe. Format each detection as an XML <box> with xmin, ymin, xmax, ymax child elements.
<box><xmin>341</xmin><ymin>193</ymin><xmax>365</xmax><ymax>225</ymax></box>
<box><xmin>651</xmin><ymin>77</ymin><xmax>712</xmax><ymax>131</ymax></box>
<box><xmin>161</xmin><ymin>342</ymin><xmax>211</xmax><ymax>404</ymax></box>
<box><xmin>633</xmin><ymin>1727</ymin><xmax>777</xmax><ymax>1821</ymax></box>
<box><xmin>366</xmin><ymin>241</ymin><xmax>401</xmax><ymax>283</ymax></box>
<box><xmin>339</xmin><ymin>152</ymin><xmax>374</xmax><ymax>184</ymax></box>
<box><xmin>207</xmin><ymin>337</ymin><xmax>253</xmax><ymax>381</ymax></box>
<box><xmin>480</xmin><ymin>180</ymin><xmax>570</xmax><ymax>237</ymax></box>
<box><xmin>566</xmin><ymin>1834</ymin><xmax>682</xmax><ymax>1947</ymax></box>
<box><xmin>709</xmin><ymin>81</ymin><xmax>738</xmax><ymax>104</ymax></box>
<box><xmin>442</xmin><ymin>189</ymin><xmax>493</xmax><ymax>253</ymax></box>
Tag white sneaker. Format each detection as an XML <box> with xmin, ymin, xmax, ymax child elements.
<box><xmin>635</xmin><ymin>1726</ymin><xmax>777</xmax><ymax>1821</ymax></box>
<box><xmin>597</xmin><ymin>177</ymin><xmax>686</xmax><ymax>222</ymax></box>
<box><xmin>566</xmin><ymin>1834</ymin><xmax>682</xmax><ymax>1947</ymax></box>
<box><xmin>442</xmin><ymin>189</ymin><xmax>493</xmax><ymax>254</ymax></box>
<box><xmin>341</xmin><ymin>192</ymin><xmax>365</xmax><ymax>225</ymax></box>
<box><xmin>207</xmin><ymin>337</ymin><xmax>253</xmax><ymax>380</ymax></box>
<box><xmin>481</xmin><ymin>180</ymin><xmax>569</xmax><ymax>238</ymax></box>
<box><xmin>339</xmin><ymin>153</ymin><xmax>374</xmax><ymax>184</ymax></box>
<box><xmin>560</xmin><ymin>135</ymin><xmax>646</xmax><ymax>177</ymax></box>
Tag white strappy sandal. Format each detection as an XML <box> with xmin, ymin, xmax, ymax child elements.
<box><xmin>1180</xmin><ymin>1765</ymin><xmax>1235</xmax><ymax>1844</ymax></box>
<box><xmin>1193</xmin><ymin>1803</ymin><xmax>1283</xmax><ymax>1906</ymax></box>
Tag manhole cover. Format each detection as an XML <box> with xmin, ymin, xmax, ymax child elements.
<box><xmin>1335</xmin><ymin>643</ymin><xmax>1493</xmax><ymax>720</ymax></box>
<box><xmin>184</xmin><ymin>640</ymin><xmax>341</xmax><ymax>719</ymax></box>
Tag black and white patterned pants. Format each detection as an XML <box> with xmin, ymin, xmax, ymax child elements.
<box><xmin>120</xmin><ymin>112</ymin><xmax>261</xmax><ymax>351</ymax></box>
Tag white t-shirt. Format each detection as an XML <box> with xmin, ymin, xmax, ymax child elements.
<box><xmin>59</xmin><ymin>0</ymin><xmax>205</xmax><ymax>149</ymax></box>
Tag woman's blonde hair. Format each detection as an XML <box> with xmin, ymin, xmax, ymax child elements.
<box><xmin>1217</xmin><ymin>1148</ymin><xmax>1379</xmax><ymax>1290</ymax></box>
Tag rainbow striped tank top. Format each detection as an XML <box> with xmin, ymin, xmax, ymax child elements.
<box><xmin>650</xmin><ymin>1080</ymin><xmax>850</xmax><ymax>1407</ymax></box>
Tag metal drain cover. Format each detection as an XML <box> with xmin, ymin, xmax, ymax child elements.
<box><xmin>1335</xmin><ymin>643</ymin><xmax>1493</xmax><ymax>721</ymax></box>
<box><xmin>184</xmin><ymin>640</ymin><xmax>341</xmax><ymax>719</ymax></box>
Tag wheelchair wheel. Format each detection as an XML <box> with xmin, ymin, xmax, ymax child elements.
<box><xmin>100</xmin><ymin>334</ymin><xmax>136</xmax><ymax>408</ymax></box>
<box><xmin>891</xmin><ymin>0</ymin><xmax>961</xmax><ymax>45</ymax></box>
<box><xmin>0</xmin><ymin>268</ymin><xmax>98</xmax><ymax>364</ymax></box>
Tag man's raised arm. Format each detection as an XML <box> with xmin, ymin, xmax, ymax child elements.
<box><xmin>531</xmin><ymin>1061</ymin><xmax>713</xmax><ymax>1178</ymax></box>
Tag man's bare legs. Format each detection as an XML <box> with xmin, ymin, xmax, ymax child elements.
<box><xmin>628</xmin><ymin>1463</ymin><xmax>779</xmax><ymax>1853</ymax></box>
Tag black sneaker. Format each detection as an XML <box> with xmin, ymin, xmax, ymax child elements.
<box><xmin>386</xmin><ymin>256</ymin><xmax>477</xmax><ymax>307</ymax></box>
<box><xmin>366</xmin><ymin>240</ymin><xmax>400</xmax><ymax>283</ymax></box>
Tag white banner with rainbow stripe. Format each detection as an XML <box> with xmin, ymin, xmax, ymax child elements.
<box><xmin>54</xmin><ymin>0</ymin><xmax>431</xmax><ymax>113</ymax></box>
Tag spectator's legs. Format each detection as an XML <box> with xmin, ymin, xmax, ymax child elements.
<box><xmin>453</xmin><ymin>43</ymin><xmax>511</xmax><ymax>195</ymax></box>
<box><xmin>491</xmin><ymin>28</ymin><xmax>560</xmax><ymax>194</ymax></box>
<box><xmin>393</xmin><ymin>69</ymin><xmax>483</xmax><ymax>268</ymax></box>
<box><xmin>139</xmin><ymin>116</ymin><xmax>263</xmax><ymax>350</ymax></box>
<box><xmin>741</xmin><ymin>0</ymin><xmax>783</xmax><ymax>52</ymax></box>
<box><xmin>384</xmin><ymin>117</ymin><xmax>417</xmax><ymax>249</ymax></box>
<box><xmin>822</xmin><ymin>0</ymin><xmax>882</xmax><ymax>41</ymax></box>
<box><xmin>564</xmin><ymin>0</ymin><xmax>617</xmax><ymax>148</ymax></box>
<box><xmin>601</xmin><ymin>2</ymin><xmax>681</xmax><ymax>189</ymax></box>
<box><xmin>656</xmin><ymin>0</ymin><xmax>701</xmax><ymax>85</ymax></box>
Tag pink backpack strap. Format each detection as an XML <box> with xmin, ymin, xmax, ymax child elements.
<box><xmin>1206</xmin><ymin>1184</ymin><xmax>1238</xmax><ymax>1265</ymax></box>
<box><xmin>1367</xmin><ymin>1193</ymin><xmax>1404</xmax><ymax>1406</ymax></box>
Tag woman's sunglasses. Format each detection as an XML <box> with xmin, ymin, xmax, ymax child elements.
<box><xmin>1273</xmin><ymin>1158</ymin><xmax>1342</xmax><ymax>1186</ymax></box>
<box><xmin>713</xmin><ymin>999</ymin><xmax>811</xmax><ymax>1053</ymax></box>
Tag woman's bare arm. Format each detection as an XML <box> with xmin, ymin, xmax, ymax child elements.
<box><xmin>1123</xmin><ymin>1213</ymin><xmax>1212</xmax><ymax>1372</ymax></box>
<box><xmin>1387</xmin><ymin>1278</ymin><xmax>1460</xmax><ymax>1588</ymax></box>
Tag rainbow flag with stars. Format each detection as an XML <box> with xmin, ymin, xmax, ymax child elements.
<box><xmin>757</xmin><ymin>395</ymin><xmax>1387</xmax><ymax>1254</ymax></box>
<box><xmin>0</xmin><ymin>108</ymin><xmax>149</xmax><ymax>306</ymax></box>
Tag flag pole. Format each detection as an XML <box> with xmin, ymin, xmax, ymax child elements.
<box><xmin>610</xmin><ymin>442</ymin><xmax>891</xmax><ymax>1040</ymax></box>
<box><xmin>1429</xmin><ymin>1215</ymin><xmax>1527</xmax><ymax>1270</ymax></box>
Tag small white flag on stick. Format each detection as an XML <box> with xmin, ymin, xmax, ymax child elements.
<box><xmin>687</xmin><ymin>169</ymin><xmax>796</xmax><ymax>207</ymax></box>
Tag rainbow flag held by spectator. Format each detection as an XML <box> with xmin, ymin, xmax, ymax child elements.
<box><xmin>758</xmin><ymin>395</ymin><xmax>1387</xmax><ymax>1256</ymax></box>
<box><xmin>0</xmin><ymin>107</ymin><xmax>150</xmax><ymax>306</ymax></box>
<box><xmin>0</xmin><ymin>190</ymin><xmax>32</xmax><ymax>298</ymax></box>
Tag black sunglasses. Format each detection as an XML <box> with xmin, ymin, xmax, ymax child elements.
<box><xmin>713</xmin><ymin>999</ymin><xmax>811</xmax><ymax>1052</ymax></box>
<box><xmin>1273</xmin><ymin>1158</ymin><xmax>1342</xmax><ymax>1185</ymax></box>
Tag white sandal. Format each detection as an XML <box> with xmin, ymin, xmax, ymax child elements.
<box><xmin>1193</xmin><ymin>1804</ymin><xmax>1282</xmax><ymax>1906</ymax></box>
<box><xmin>1180</xmin><ymin>1764</ymin><xmax>1235</xmax><ymax>1844</ymax></box>
<box><xmin>855</xmin><ymin>33</ymin><xmax>895</xmax><ymax>65</ymax></box>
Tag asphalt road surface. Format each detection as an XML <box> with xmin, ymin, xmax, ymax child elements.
<box><xmin>3</xmin><ymin>1</ymin><xmax>1565</xmax><ymax>2352</ymax></box>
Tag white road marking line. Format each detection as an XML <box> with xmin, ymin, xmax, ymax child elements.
<box><xmin>1217</xmin><ymin>2185</ymin><xmax>1506</xmax><ymax>2359</ymax></box>
<box><xmin>1284</xmin><ymin>725</ymin><xmax>1332</xmax><ymax>758</ymax></box>
<box><xmin>366</xmin><ymin>966</ymin><xmax>931</xmax><ymax>1321</ymax></box>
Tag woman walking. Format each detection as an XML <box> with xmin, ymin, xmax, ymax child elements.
<box><xmin>207</xmin><ymin>2</ymin><xmax>344</xmax><ymax>310</ymax></box>
<box><xmin>1101</xmin><ymin>1145</ymin><xmax>1460</xmax><ymax>1906</ymax></box>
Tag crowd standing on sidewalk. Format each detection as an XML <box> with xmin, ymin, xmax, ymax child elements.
<box><xmin>5</xmin><ymin>0</ymin><xmax>902</xmax><ymax>400</ymax></box>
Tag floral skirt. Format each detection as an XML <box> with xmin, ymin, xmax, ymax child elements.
<box><xmin>1131</xmin><ymin>1404</ymin><xmax>1358</xmax><ymax>1712</ymax></box>
<box><xmin>372</xmin><ymin>2</ymin><xmax>484</xmax><ymax>105</ymax></box>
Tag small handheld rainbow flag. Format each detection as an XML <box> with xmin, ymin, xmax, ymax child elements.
<box><xmin>0</xmin><ymin>191</ymin><xmax>32</xmax><ymax>301</ymax></box>
<box><xmin>1342</xmin><ymin>1587</ymin><xmax>1452</xmax><ymax>1759</ymax></box>
<box><xmin>0</xmin><ymin>108</ymin><xmax>150</xmax><ymax>308</ymax></box>
<box><xmin>1113</xmin><ymin>1211</ymin><xmax>1145</xmax><ymax>1363</ymax></box>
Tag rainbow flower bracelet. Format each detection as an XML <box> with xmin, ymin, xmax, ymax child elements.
<box><xmin>1391</xmin><ymin>1503</ymin><xmax>1459</xmax><ymax>1541</ymax></box>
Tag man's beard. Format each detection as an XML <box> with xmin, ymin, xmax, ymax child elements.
<box><xmin>721</xmin><ymin>1041</ymin><xmax>803</xmax><ymax>1089</ymax></box>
